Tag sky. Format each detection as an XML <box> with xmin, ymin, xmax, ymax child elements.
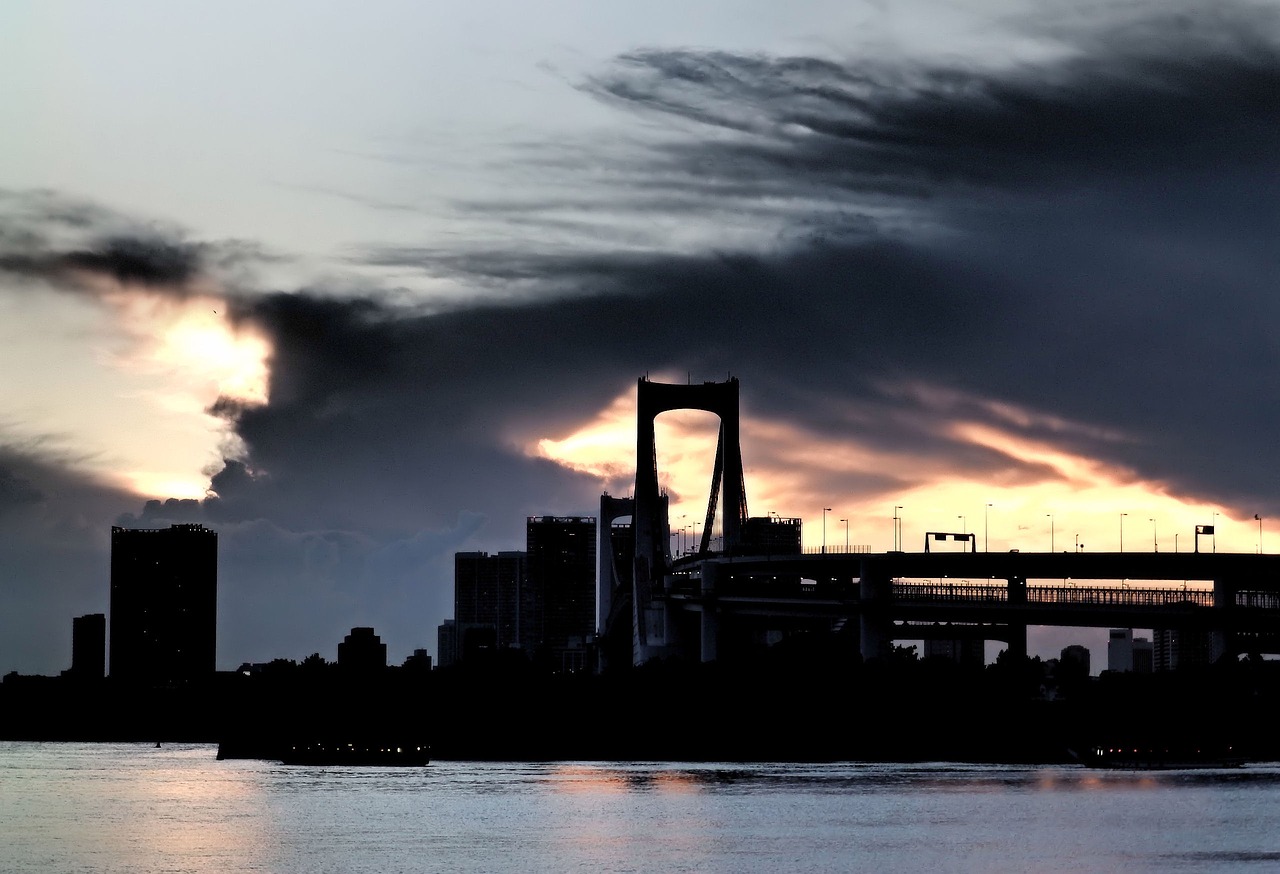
<box><xmin>2</xmin><ymin>0</ymin><xmax>1278</xmax><ymax>674</ymax></box>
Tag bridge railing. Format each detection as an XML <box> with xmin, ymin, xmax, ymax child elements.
<box><xmin>1028</xmin><ymin>585</ymin><xmax>1214</xmax><ymax>607</ymax></box>
<box><xmin>894</xmin><ymin>582</ymin><xmax>1005</xmax><ymax>602</ymax></box>
<box><xmin>1236</xmin><ymin>591</ymin><xmax>1280</xmax><ymax>610</ymax></box>
<box><xmin>893</xmin><ymin>581</ymin><xmax>1215</xmax><ymax>608</ymax></box>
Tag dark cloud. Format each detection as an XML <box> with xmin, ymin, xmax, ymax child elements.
<box><xmin>355</xmin><ymin>5</ymin><xmax>1278</xmax><ymax>515</ymax></box>
<box><xmin>0</xmin><ymin>189</ymin><xmax>271</xmax><ymax>294</ymax></box>
<box><xmin>57</xmin><ymin>235</ymin><xmax>203</xmax><ymax>287</ymax></box>
<box><xmin>0</xmin><ymin>463</ymin><xmax>43</xmax><ymax>512</ymax></box>
<box><xmin>578</xmin><ymin>12</ymin><xmax>1280</xmax><ymax>211</ymax></box>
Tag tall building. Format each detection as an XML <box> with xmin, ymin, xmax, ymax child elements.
<box><xmin>1133</xmin><ymin>637</ymin><xmax>1153</xmax><ymax>673</ymax></box>
<box><xmin>1107</xmin><ymin>628</ymin><xmax>1133</xmax><ymax>673</ymax></box>
<box><xmin>527</xmin><ymin>515</ymin><xmax>597</xmax><ymax>672</ymax></box>
<box><xmin>437</xmin><ymin>619</ymin><xmax>458</xmax><ymax>669</ymax></box>
<box><xmin>1107</xmin><ymin>628</ymin><xmax>1153</xmax><ymax>673</ymax></box>
<box><xmin>109</xmin><ymin>524</ymin><xmax>217</xmax><ymax>685</ymax></box>
<box><xmin>454</xmin><ymin>550</ymin><xmax>527</xmax><ymax>653</ymax></box>
<box><xmin>1153</xmin><ymin>628</ymin><xmax>1216</xmax><ymax>671</ymax></box>
<box><xmin>69</xmin><ymin>613</ymin><xmax>106</xmax><ymax>680</ymax></box>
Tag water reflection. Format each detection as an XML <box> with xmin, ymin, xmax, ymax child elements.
<box><xmin>2</xmin><ymin>742</ymin><xmax>275</xmax><ymax>873</ymax></box>
<box><xmin>9</xmin><ymin>745</ymin><xmax>1280</xmax><ymax>874</ymax></box>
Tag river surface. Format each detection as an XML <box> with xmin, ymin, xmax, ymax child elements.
<box><xmin>4</xmin><ymin>742</ymin><xmax>1280</xmax><ymax>872</ymax></box>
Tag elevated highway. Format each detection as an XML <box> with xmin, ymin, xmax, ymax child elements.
<box><xmin>659</xmin><ymin>549</ymin><xmax>1280</xmax><ymax>663</ymax></box>
<box><xmin>608</xmin><ymin>375</ymin><xmax>1280</xmax><ymax>667</ymax></box>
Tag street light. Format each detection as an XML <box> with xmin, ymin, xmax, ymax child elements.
<box><xmin>893</xmin><ymin>506</ymin><xmax>903</xmax><ymax>551</ymax></box>
<box><xmin>985</xmin><ymin>503</ymin><xmax>992</xmax><ymax>553</ymax></box>
<box><xmin>958</xmin><ymin>515</ymin><xmax>966</xmax><ymax>535</ymax></box>
<box><xmin>1047</xmin><ymin>514</ymin><xmax>1054</xmax><ymax>552</ymax></box>
<box><xmin>822</xmin><ymin>507</ymin><xmax>831</xmax><ymax>554</ymax></box>
<box><xmin>840</xmin><ymin>518</ymin><xmax>849</xmax><ymax>553</ymax></box>
<box><xmin>1257</xmin><ymin>514</ymin><xmax>1264</xmax><ymax>554</ymax></box>
<box><xmin>1075</xmin><ymin>533</ymin><xmax>1083</xmax><ymax>552</ymax></box>
<box><xmin>1150</xmin><ymin>517</ymin><xmax>1157</xmax><ymax>552</ymax></box>
<box><xmin>1120</xmin><ymin>512</ymin><xmax>1127</xmax><ymax>552</ymax></box>
<box><xmin>1213</xmin><ymin>511</ymin><xmax>1218</xmax><ymax>553</ymax></box>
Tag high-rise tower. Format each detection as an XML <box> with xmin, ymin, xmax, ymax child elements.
<box><xmin>527</xmin><ymin>515</ymin><xmax>597</xmax><ymax>672</ymax></box>
<box><xmin>109</xmin><ymin>524</ymin><xmax>217</xmax><ymax>685</ymax></box>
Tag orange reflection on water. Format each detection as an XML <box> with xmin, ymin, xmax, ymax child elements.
<box><xmin>547</xmin><ymin>763</ymin><xmax>631</xmax><ymax>794</ymax></box>
<box><xmin>92</xmin><ymin>745</ymin><xmax>275</xmax><ymax>871</ymax></box>
<box><xmin>651</xmin><ymin>769</ymin><xmax>702</xmax><ymax>794</ymax></box>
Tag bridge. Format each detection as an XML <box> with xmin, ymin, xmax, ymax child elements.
<box><xmin>599</xmin><ymin>377</ymin><xmax>1280</xmax><ymax>667</ymax></box>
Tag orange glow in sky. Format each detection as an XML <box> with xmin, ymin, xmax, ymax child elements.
<box><xmin>535</xmin><ymin>383</ymin><xmax>1262</xmax><ymax>558</ymax></box>
<box><xmin>93</xmin><ymin>284</ymin><xmax>270</xmax><ymax>499</ymax></box>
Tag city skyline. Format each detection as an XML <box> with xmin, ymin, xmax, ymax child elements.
<box><xmin>2</xmin><ymin>1</ymin><xmax>1279</xmax><ymax>673</ymax></box>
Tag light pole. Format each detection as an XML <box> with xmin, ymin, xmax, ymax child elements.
<box><xmin>1047</xmin><ymin>514</ymin><xmax>1054</xmax><ymax>552</ymax></box>
<box><xmin>1213</xmin><ymin>511</ymin><xmax>1218</xmax><ymax>553</ymax></box>
<box><xmin>1120</xmin><ymin>512</ymin><xmax>1127</xmax><ymax>552</ymax></box>
<box><xmin>1258</xmin><ymin>514</ymin><xmax>1264</xmax><ymax>554</ymax></box>
<box><xmin>893</xmin><ymin>506</ymin><xmax>903</xmax><ymax>551</ymax></box>
<box><xmin>985</xmin><ymin>503</ymin><xmax>992</xmax><ymax>553</ymax></box>
<box><xmin>822</xmin><ymin>507</ymin><xmax>831</xmax><ymax>554</ymax></box>
<box><xmin>1150</xmin><ymin>517</ymin><xmax>1157</xmax><ymax>552</ymax></box>
<box><xmin>1075</xmin><ymin>533</ymin><xmax>1083</xmax><ymax>552</ymax></box>
<box><xmin>958</xmin><ymin>515</ymin><xmax>965</xmax><ymax>535</ymax></box>
<box><xmin>840</xmin><ymin>518</ymin><xmax>849</xmax><ymax>552</ymax></box>
<box><xmin>1175</xmin><ymin>532</ymin><xmax>1179</xmax><ymax>553</ymax></box>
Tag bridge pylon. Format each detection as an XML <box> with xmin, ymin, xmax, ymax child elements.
<box><xmin>628</xmin><ymin>377</ymin><xmax>748</xmax><ymax>665</ymax></box>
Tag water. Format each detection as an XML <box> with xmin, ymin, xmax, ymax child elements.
<box><xmin>4</xmin><ymin>742</ymin><xmax>1280</xmax><ymax>873</ymax></box>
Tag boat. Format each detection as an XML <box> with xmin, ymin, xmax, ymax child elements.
<box><xmin>217</xmin><ymin>737</ymin><xmax>430</xmax><ymax>766</ymax></box>
<box><xmin>1070</xmin><ymin>745</ymin><xmax>1246</xmax><ymax>770</ymax></box>
<box><xmin>278</xmin><ymin>741</ymin><xmax>430</xmax><ymax>766</ymax></box>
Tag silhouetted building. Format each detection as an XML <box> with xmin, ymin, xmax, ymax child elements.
<box><xmin>1133</xmin><ymin>637</ymin><xmax>1153</xmax><ymax>673</ymax></box>
<box><xmin>402</xmin><ymin>649</ymin><xmax>432</xmax><ymax>672</ymax></box>
<box><xmin>1060</xmin><ymin>644</ymin><xmax>1091</xmax><ymax>677</ymax></box>
<box><xmin>337</xmin><ymin>626</ymin><xmax>386</xmax><ymax>672</ymax></box>
<box><xmin>1153</xmin><ymin>627</ymin><xmax>1215</xmax><ymax>671</ymax></box>
<box><xmin>437</xmin><ymin>619</ymin><xmax>458</xmax><ymax>669</ymax></box>
<box><xmin>923</xmin><ymin>637</ymin><xmax>984</xmax><ymax>669</ymax></box>
<box><xmin>1107</xmin><ymin>629</ymin><xmax>1133</xmax><ymax>672</ymax></box>
<box><xmin>527</xmin><ymin>515</ymin><xmax>597</xmax><ymax>672</ymax></box>
<box><xmin>454</xmin><ymin>550</ymin><xmax>527</xmax><ymax>654</ymax></box>
<box><xmin>1108</xmin><ymin>628</ymin><xmax>1152</xmax><ymax>673</ymax></box>
<box><xmin>739</xmin><ymin>516</ymin><xmax>802</xmax><ymax>555</ymax></box>
<box><xmin>69</xmin><ymin>613</ymin><xmax>106</xmax><ymax>680</ymax></box>
<box><xmin>598</xmin><ymin>494</ymin><xmax>636</xmax><ymax>672</ymax></box>
<box><xmin>109</xmin><ymin>524</ymin><xmax>217</xmax><ymax>686</ymax></box>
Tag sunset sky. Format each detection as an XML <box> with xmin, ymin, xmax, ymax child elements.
<box><xmin>2</xmin><ymin>0</ymin><xmax>1277</xmax><ymax>673</ymax></box>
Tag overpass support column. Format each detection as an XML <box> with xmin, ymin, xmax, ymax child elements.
<box><xmin>1006</xmin><ymin>576</ymin><xmax>1027</xmax><ymax>662</ymax></box>
<box><xmin>859</xmin><ymin>560</ymin><xmax>893</xmax><ymax>662</ymax></box>
<box><xmin>700</xmin><ymin>562</ymin><xmax>721</xmax><ymax>663</ymax></box>
<box><xmin>1212</xmin><ymin>578</ymin><xmax>1234</xmax><ymax>662</ymax></box>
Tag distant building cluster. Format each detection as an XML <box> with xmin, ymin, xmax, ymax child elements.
<box><xmin>24</xmin><ymin>522</ymin><xmax>430</xmax><ymax>688</ymax></box>
<box><xmin>440</xmin><ymin>515</ymin><xmax>597</xmax><ymax>673</ymax></box>
<box><xmin>1105</xmin><ymin>626</ymin><xmax>1221</xmax><ymax>674</ymax></box>
<box><xmin>9</xmin><ymin>516</ymin><xmax>1245</xmax><ymax>688</ymax></box>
